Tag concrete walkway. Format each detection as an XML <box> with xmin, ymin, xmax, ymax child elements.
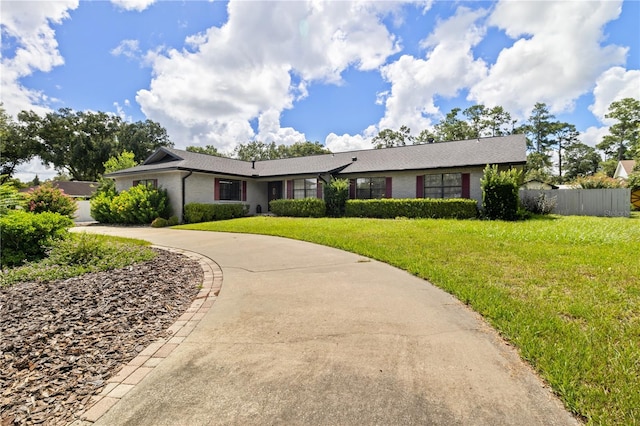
<box><xmin>74</xmin><ymin>226</ymin><xmax>579</xmax><ymax>426</ymax></box>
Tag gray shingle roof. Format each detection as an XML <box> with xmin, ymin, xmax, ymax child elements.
<box><xmin>106</xmin><ymin>134</ymin><xmax>526</xmax><ymax>179</ymax></box>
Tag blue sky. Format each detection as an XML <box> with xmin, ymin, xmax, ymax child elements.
<box><xmin>1</xmin><ymin>0</ymin><xmax>639</xmax><ymax>181</ymax></box>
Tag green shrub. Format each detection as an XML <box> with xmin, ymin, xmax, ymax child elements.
<box><xmin>0</xmin><ymin>210</ymin><xmax>73</xmax><ymax>267</ymax></box>
<box><xmin>2</xmin><ymin>233</ymin><xmax>156</xmax><ymax>286</ymax></box>
<box><xmin>0</xmin><ymin>181</ymin><xmax>25</xmax><ymax>215</ymax></box>
<box><xmin>324</xmin><ymin>178</ymin><xmax>349</xmax><ymax>217</ymax></box>
<box><xmin>626</xmin><ymin>172</ymin><xmax>640</xmax><ymax>192</ymax></box>
<box><xmin>183</xmin><ymin>203</ymin><xmax>245</xmax><ymax>223</ymax></box>
<box><xmin>151</xmin><ymin>217</ymin><xmax>169</xmax><ymax>227</ymax></box>
<box><xmin>25</xmin><ymin>182</ymin><xmax>77</xmax><ymax>218</ymax></box>
<box><xmin>269</xmin><ymin>198</ymin><xmax>326</xmax><ymax>217</ymax></box>
<box><xmin>345</xmin><ymin>198</ymin><xmax>478</xmax><ymax>219</ymax></box>
<box><xmin>571</xmin><ymin>173</ymin><xmax>625</xmax><ymax>189</ymax></box>
<box><xmin>520</xmin><ymin>192</ymin><xmax>557</xmax><ymax>215</ymax></box>
<box><xmin>481</xmin><ymin>165</ymin><xmax>522</xmax><ymax>221</ymax></box>
<box><xmin>90</xmin><ymin>184</ymin><xmax>171</xmax><ymax>224</ymax></box>
<box><xmin>167</xmin><ymin>215</ymin><xmax>180</xmax><ymax>226</ymax></box>
<box><xmin>90</xmin><ymin>190</ymin><xmax>117</xmax><ymax>223</ymax></box>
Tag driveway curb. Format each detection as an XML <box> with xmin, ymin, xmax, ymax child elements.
<box><xmin>70</xmin><ymin>246</ymin><xmax>222</xmax><ymax>425</ymax></box>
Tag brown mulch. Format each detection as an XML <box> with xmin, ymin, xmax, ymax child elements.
<box><xmin>0</xmin><ymin>249</ymin><xmax>203</xmax><ymax>426</ymax></box>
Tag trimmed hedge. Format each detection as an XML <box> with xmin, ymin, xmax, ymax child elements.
<box><xmin>0</xmin><ymin>210</ymin><xmax>73</xmax><ymax>267</ymax></box>
<box><xmin>184</xmin><ymin>203</ymin><xmax>245</xmax><ymax>223</ymax></box>
<box><xmin>269</xmin><ymin>198</ymin><xmax>326</xmax><ymax>217</ymax></box>
<box><xmin>345</xmin><ymin>198</ymin><xmax>478</xmax><ymax>219</ymax></box>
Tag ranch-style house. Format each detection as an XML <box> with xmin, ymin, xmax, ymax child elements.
<box><xmin>106</xmin><ymin>134</ymin><xmax>527</xmax><ymax>220</ymax></box>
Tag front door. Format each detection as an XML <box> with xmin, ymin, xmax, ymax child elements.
<box><xmin>268</xmin><ymin>181</ymin><xmax>283</xmax><ymax>211</ymax></box>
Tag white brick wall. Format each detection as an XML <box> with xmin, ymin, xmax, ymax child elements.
<box><xmin>111</xmin><ymin>166</ymin><xmax>492</xmax><ymax>221</ymax></box>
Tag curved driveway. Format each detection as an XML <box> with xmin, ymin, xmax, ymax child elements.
<box><xmin>77</xmin><ymin>226</ymin><xmax>578</xmax><ymax>426</ymax></box>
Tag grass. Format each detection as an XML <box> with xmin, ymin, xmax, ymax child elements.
<box><xmin>176</xmin><ymin>214</ymin><xmax>640</xmax><ymax>425</ymax></box>
<box><xmin>1</xmin><ymin>233</ymin><xmax>155</xmax><ymax>286</ymax></box>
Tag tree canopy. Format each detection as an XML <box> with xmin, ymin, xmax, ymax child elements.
<box><xmin>4</xmin><ymin>108</ymin><xmax>173</xmax><ymax>182</ymax></box>
<box><xmin>596</xmin><ymin>97</ymin><xmax>640</xmax><ymax>161</ymax></box>
<box><xmin>233</xmin><ymin>140</ymin><xmax>330</xmax><ymax>161</ymax></box>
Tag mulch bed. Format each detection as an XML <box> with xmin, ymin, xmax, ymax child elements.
<box><xmin>0</xmin><ymin>249</ymin><xmax>203</xmax><ymax>426</ymax></box>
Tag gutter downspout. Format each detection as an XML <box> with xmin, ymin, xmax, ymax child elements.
<box><xmin>181</xmin><ymin>171</ymin><xmax>193</xmax><ymax>223</ymax></box>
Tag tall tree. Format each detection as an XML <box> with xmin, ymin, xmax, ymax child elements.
<box><xmin>372</xmin><ymin>125</ymin><xmax>413</xmax><ymax>149</ymax></box>
<box><xmin>233</xmin><ymin>141</ymin><xmax>279</xmax><ymax>161</ymax></box>
<box><xmin>551</xmin><ymin>122</ymin><xmax>579</xmax><ymax>179</ymax></box>
<box><xmin>103</xmin><ymin>150</ymin><xmax>138</xmax><ymax>174</ymax></box>
<box><xmin>186</xmin><ymin>145</ymin><xmax>227</xmax><ymax>157</ymax></box>
<box><xmin>596</xmin><ymin>97</ymin><xmax>640</xmax><ymax>161</ymax></box>
<box><xmin>0</xmin><ymin>106</ymin><xmax>39</xmax><ymax>183</ymax></box>
<box><xmin>483</xmin><ymin>106</ymin><xmax>515</xmax><ymax>137</ymax></box>
<box><xmin>434</xmin><ymin>108</ymin><xmax>475</xmax><ymax>141</ymax></box>
<box><xmin>525</xmin><ymin>152</ymin><xmax>553</xmax><ymax>183</ymax></box>
<box><xmin>117</xmin><ymin>119</ymin><xmax>173</xmax><ymax>162</ymax></box>
<box><xmin>521</xmin><ymin>102</ymin><xmax>557</xmax><ymax>153</ymax></box>
<box><xmin>463</xmin><ymin>104</ymin><xmax>488</xmax><ymax>138</ymax></box>
<box><xmin>414</xmin><ymin>128</ymin><xmax>438</xmax><ymax>144</ymax></box>
<box><xmin>18</xmin><ymin>108</ymin><xmax>121</xmax><ymax>181</ymax></box>
<box><xmin>278</xmin><ymin>141</ymin><xmax>331</xmax><ymax>158</ymax></box>
<box><xmin>563</xmin><ymin>142</ymin><xmax>601</xmax><ymax>181</ymax></box>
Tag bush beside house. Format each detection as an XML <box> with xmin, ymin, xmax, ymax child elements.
<box><xmin>481</xmin><ymin>165</ymin><xmax>521</xmax><ymax>221</ymax></box>
<box><xmin>269</xmin><ymin>198</ymin><xmax>326</xmax><ymax>218</ymax></box>
<box><xmin>183</xmin><ymin>203</ymin><xmax>245</xmax><ymax>223</ymax></box>
<box><xmin>91</xmin><ymin>184</ymin><xmax>171</xmax><ymax>224</ymax></box>
<box><xmin>345</xmin><ymin>198</ymin><xmax>478</xmax><ymax>219</ymax></box>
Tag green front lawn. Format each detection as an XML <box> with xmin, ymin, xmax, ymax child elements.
<box><xmin>177</xmin><ymin>215</ymin><xmax>640</xmax><ymax>425</ymax></box>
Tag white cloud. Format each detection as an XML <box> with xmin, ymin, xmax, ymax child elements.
<box><xmin>257</xmin><ymin>109</ymin><xmax>306</xmax><ymax>145</ymax></box>
<box><xmin>0</xmin><ymin>0</ymin><xmax>79</xmax><ymax>116</ymax></box>
<box><xmin>324</xmin><ymin>132</ymin><xmax>372</xmax><ymax>152</ymax></box>
<box><xmin>13</xmin><ymin>158</ymin><xmax>57</xmax><ymax>183</ymax></box>
<box><xmin>111</xmin><ymin>39</ymin><xmax>141</xmax><ymax>59</ymax></box>
<box><xmin>136</xmin><ymin>0</ymin><xmax>402</xmax><ymax>150</ymax></box>
<box><xmin>469</xmin><ymin>0</ymin><xmax>627</xmax><ymax>118</ymax></box>
<box><xmin>111</xmin><ymin>0</ymin><xmax>156</xmax><ymax>12</ymax></box>
<box><xmin>580</xmin><ymin>125</ymin><xmax>611</xmax><ymax>149</ymax></box>
<box><xmin>589</xmin><ymin>67</ymin><xmax>640</xmax><ymax>123</ymax></box>
<box><xmin>376</xmin><ymin>6</ymin><xmax>488</xmax><ymax>134</ymax></box>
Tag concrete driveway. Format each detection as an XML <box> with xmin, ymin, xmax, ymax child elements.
<box><xmin>75</xmin><ymin>226</ymin><xmax>579</xmax><ymax>425</ymax></box>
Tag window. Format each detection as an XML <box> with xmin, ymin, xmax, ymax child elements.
<box><xmin>356</xmin><ymin>177</ymin><xmax>386</xmax><ymax>199</ymax></box>
<box><xmin>293</xmin><ymin>178</ymin><xmax>317</xmax><ymax>199</ymax></box>
<box><xmin>424</xmin><ymin>173</ymin><xmax>462</xmax><ymax>199</ymax></box>
<box><xmin>218</xmin><ymin>179</ymin><xmax>241</xmax><ymax>201</ymax></box>
<box><xmin>133</xmin><ymin>179</ymin><xmax>157</xmax><ymax>188</ymax></box>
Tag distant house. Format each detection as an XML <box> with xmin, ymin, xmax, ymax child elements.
<box><xmin>21</xmin><ymin>181</ymin><xmax>99</xmax><ymax>199</ymax></box>
<box><xmin>613</xmin><ymin>160</ymin><xmax>636</xmax><ymax>179</ymax></box>
<box><xmin>106</xmin><ymin>134</ymin><xmax>527</xmax><ymax>221</ymax></box>
<box><xmin>520</xmin><ymin>180</ymin><xmax>558</xmax><ymax>190</ymax></box>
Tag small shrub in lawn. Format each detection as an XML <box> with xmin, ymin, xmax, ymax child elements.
<box><xmin>25</xmin><ymin>182</ymin><xmax>77</xmax><ymax>218</ymax></box>
<box><xmin>520</xmin><ymin>192</ymin><xmax>557</xmax><ymax>215</ymax></box>
<box><xmin>151</xmin><ymin>217</ymin><xmax>169</xmax><ymax>227</ymax></box>
<box><xmin>0</xmin><ymin>210</ymin><xmax>73</xmax><ymax>267</ymax></box>
<box><xmin>269</xmin><ymin>198</ymin><xmax>326</xmax><ymax>217</ymax></box>
<box><xmin>168</xmin><ymin>215</ymin><xmax>180</xmax><ymax>226</ymax></box>
<box><xmin>183</xmin><ymin>203</ymin><xmax>245</xmax><ymax>223</ymax></box>
<box><xmin>1</xmin><ymin>233</ymin><xmax>156</xmax><ymax>286</ymax></box>
<box><xmin>481</xmin><ymin>165</ymin><xmax>522</xmax><ymax>221</ymax></box>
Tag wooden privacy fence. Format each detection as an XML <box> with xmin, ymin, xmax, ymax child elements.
<box><xmin>520</xmin><ymin>189</ymin><xmax>631</xmax><ymax>217</ymax></box>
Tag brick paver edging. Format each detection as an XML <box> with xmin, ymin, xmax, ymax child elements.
<box><xmin>71</xmin><ymin>246</ymin><xmax>223</xmax><ymax>425</ymax></box>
